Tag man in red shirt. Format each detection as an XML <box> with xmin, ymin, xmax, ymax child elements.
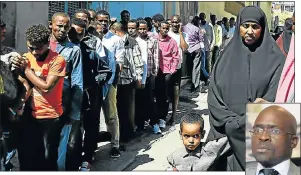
<box><xmin>154</xmin><ymin>21</ymin><xmax>180</xmax><ymax>131</ymax></box>
<box><xmin>12</xmin><ymin>24</ymin><xmax>66</xmax><ymax>170</ymax></box>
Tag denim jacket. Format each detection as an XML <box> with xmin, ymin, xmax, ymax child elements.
<box><xmin>50</xmin><ymin>40</ymin><xmax>83</xmax><ymax>121</ymax></box>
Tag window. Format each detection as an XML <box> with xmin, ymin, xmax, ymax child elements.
<box><xmin>48</xmin><ymin>1</ymin><xmax>87</xmax><ymax>21</ymax></box>
<box><xmin>48</xmin><ymin>1</ymin><xmax>65</xmax><ymax>21</ymax></box>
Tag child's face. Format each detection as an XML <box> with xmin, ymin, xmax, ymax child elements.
<box><xmin>181</xmin><ymin>122</ymin><xmax>203</xmax><ymax>151</ymax></box>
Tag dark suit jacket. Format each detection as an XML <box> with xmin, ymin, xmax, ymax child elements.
<box><xmin>246</xmin><ymin>160</ymin><xmax>300</xmax><ymax>175</ymax></box>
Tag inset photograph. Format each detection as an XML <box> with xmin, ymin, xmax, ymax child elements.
<box><xmin>246</xmin><ymin>103</ymin><xmax>300</xmax><ymax>175</ymax></box>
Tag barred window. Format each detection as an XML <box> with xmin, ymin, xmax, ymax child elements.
<box><xmin>48</xmin><ymin>1</ymin><xmax>65</xmax><ymax>21</ymax></box>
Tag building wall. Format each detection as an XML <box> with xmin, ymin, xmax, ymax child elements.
<box><xmin>197</xmin><ymin>2</ymin><xmax>272</xmax><ymax>29</ymax></box>
<box><xmin>0</xmin><ymin>1</ymin><xmax>16</xmax><ymax>48</ymax></box>
<box><xmin>15</xmin><ymin>2</ymin><xmax>49</xmax><ymax>52</ymax></box>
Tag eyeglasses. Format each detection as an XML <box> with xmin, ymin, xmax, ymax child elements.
<box><xmin>28</xmin><ymin>45</ymin><xmax>44</xmax><ymax>51</ymax></box>
<box><xmin>249</xmin><ymin>127</ymin><xmax>295</xmax><ymax>137</ymax></box>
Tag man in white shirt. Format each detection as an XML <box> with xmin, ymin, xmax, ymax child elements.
<box><xmin>168</xmin><ymin>15</ymin><xmax>189</xmax><ymax>129</ymax></box>
<box><xmin>246</xmin><ymin>105</ymin><xmax>300</xmax><ymax>175</ymax></box>
<box><xmin>95</xmin><ymin>10</ymin><xmax>125</xmax><ymax>158</ymax></box>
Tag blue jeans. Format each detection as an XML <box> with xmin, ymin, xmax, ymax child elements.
<box><xmin>201</xmin><ymin>49</ymin><xmax>209</xmax><ymax>79</ymax></box>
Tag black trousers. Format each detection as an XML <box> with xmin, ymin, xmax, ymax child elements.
<box><xmin>18</xmin><ymin>116</ymin><xmax>61</xmax><ymax>171</ymax></box>
<box><xmin>135</xmin><ymin>75</ymin><xmax>158</xmax><ymax>128</ymax></box>
<box><xmin>156</xmin><ymin>69</ymin><xmax>173</xmax><ymax>121</ymax></box>
<box><xmin>82</xmin><ymin>84</ymin><xmax>103</xmax><ymax>163</ymax></box>
<box><xmin>117</xmin><ymin>82</ymin><xmax>135</xmax><ymax>142</ymax></box>
<box><xmin>211</xmin><ymin>46</ymin><xmax>220</xmax><ymax>73</ymax></box>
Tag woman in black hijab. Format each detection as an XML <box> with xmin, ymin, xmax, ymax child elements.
<box><xmin>206</xmin><ymin>6</ymin><xmax>285</xmax><ymax>171</ymax></box>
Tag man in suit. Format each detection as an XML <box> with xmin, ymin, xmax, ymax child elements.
<box><xmin>246</xmin><ymin>105</ymin><xmax>300</xmax><ymax>175</ymax></box>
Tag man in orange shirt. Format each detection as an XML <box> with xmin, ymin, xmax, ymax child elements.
<box><xmin>12</xmin><ymin>24</ymin><xmax>66</xmax><ymax>170</ymax></box>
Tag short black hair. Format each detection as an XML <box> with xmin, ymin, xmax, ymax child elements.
<box><xmin>0</xmin><ymin>19</ymin><xmax>6</xmax><ymax>28</ymax></box>
<box><xmin>96</xmin><ymin>10</ymin><xmax>110</xmax><ymax>19</ymax></box>
<box><xmin>137</xmin><ymin>19</ymin><xmax>147</xmax><ymax>27</ymax></box>
<box><xmin>71</xmin><ymin>18</ymin><xmax>86</xmax><ymax>29</ymax></box>
<box><xmin>180</xmin><ymin>113</ymin><xmax>204</xmax><ymax>132</ymax></box>
<box><xmin>191</xmin><ymin>16</ymin><xmax>200</xmax><ymax>26</ymax></box>
<box><xmin>160</xmin><ymin>20</ymin><xmax>170</xmax><ymax>26</ymax></box>
<box><xmin>26</xmin><ymin>24</ymin><xmax>50</xmax><ymax>45</ymax></box>
<box><xmin>121</xmin><ymin>10</ymin><xmax>130</xmax><ymax>16</ymax></box>
<box><xmin>230</xmin><ymin>17</ymin><xmax>235</xmax><ymax>21</ymax></box>
<box><xmin>199</xmin><ymin>12</ymin><xmax>206</xmax><ymax>18</ymax></box>
<box><xmin>128</xmin><ymin>19</ymin><xmax>138</xmax><ymax>27</ymax></box>
<box><xmin>222</xmin><ymin>17</ymin><xmax>228</xmax><ymax>22</ymax></box>
<box><xmin>152</xmin><ymin>14</ymin><xmax>165</xmax><ymax>23</ymax></box>
<box><xmin>144</xmin><ymin>17</ymin><xmax>153</xmax><ymax>32</ymax></box>
<box><xmin>137</xmin><ymin>17</ymin><xmax>144</xmax><ymax>21</ymax></box>
<box><xmin>74</xmin><ymin>9</ymin><xmax>90</xmax><ymax>19</ymax></box>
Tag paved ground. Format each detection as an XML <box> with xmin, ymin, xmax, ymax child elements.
<box><xmin>10</xmin><ymin>82</ymin><xmax>210</xmax><ymax>171</ymax></box>
<box><xmin>92</xmin><ymin>82</ymin><xmax>210</xmax><ymax>171</ymax></box>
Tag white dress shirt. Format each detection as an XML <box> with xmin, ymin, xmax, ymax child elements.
<box><xmin>168</xmin><ymin>31</ymin><xmax>189</xmax><ymax>69</ymax></box>
<box><xmin>256</xmin><ymin>159</ymin><xmax>290</xmax><ymax>175</ymax></box>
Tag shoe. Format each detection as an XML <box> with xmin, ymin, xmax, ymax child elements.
<box><xmin>159</xmin><ymin>119</ymin><xmax>166</xmax><ymax>129</ymax></box>
<box><xmin>153</xmin><ymin>124</ymin><xmax>162</xmax><ymax>134</ymax></box>
<box><xmin>111</xmin><ymin>147</ymin><xmax>121</xmax><ymax>158</ymax></box>
<box><xmin>80</xmin><ymin>161</ymin><xmax>91</xmax><ymax>171</ymax></box>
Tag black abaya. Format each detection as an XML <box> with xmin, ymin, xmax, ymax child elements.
<box><xmin>206</xmin><ymin>6</ymin><xmax>285</xmax><ymax>171</ymax></box>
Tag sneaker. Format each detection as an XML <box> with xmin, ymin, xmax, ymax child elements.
<box><xmin>80</xmin><ymin>161</ymin><xmax>91</xmax><ymax>171</ymax></box>
<box><xmin>153</xmin><ymin>124</ymin><xmax>162</xmax><ymax>134</ymax></box>
<box><xmin>159</xmin><ymin>119</ymin><xmax>166</xmax><ymax>129</ymax></box>
<box><xmin>111</xmin><ymin>147</ymin><xmax>121</xmax><ymax>158</ymax></box>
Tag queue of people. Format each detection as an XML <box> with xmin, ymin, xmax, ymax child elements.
<box><xmin>0</xmin><ymin>5</ymin><xmax>295</xmax><ymax>172</ymax></box>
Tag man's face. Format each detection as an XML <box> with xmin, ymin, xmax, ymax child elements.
<box><xmin>160</xmin><ymin>23</ymin><xmax>169</xmax><ymax>37</ymax></box>
<box><xmin>52</xmin><ymin>16</ymin><xmax>70</xmax><ymax>41</ymax></box>
<box><xmin>171</xmin><ymin>16</ymin><xmax>180</xmax><ymax>33</ymax></box>
<box><xmin>251</xmin><ymin>110</ymin><xmax>298</xmax><ymax>167</ymax></box>
<box><xmin>0</xmin><ymin>25</ymin><xmax>6</xmax><ymax>42</ymax></box>
<box><xmin>75</xmin><ymin>12</ymin><xmax>89</xmax><ymax>28</ymax></box>
<box><xmin>27</xmin><ymin>41</ymin><xmax>49</xmax><ymax>59</ymax></box>
<box><xmin>240</xmin><ymin>22</ymin><xmax>262</xmax><ymax>45</ymax></box>
<box><xmin>138</xmin><ymin>23</ymin><xmax>148</xmax><ymax>38</ymax></box>
<box><xmin>69</xmin><ymin>24</ymin><xmax>85</xmax><ymax>44</ymax></box>
<box><xmin>96</xmin><ymin>14</ymin><xmax>109</xmax><ymax>33</ymax></box>
<box><xmin>121</xmin><ymin>12</ymin><xmax>130</xmax><ymax>23</ymax></box>
<box><xmin>180</xmin><ymin>122</ymin><xmax>203</xmax><ymax>151</ymax></box>
<box><xmin>128</xmin><ymin>22</ymin><xmax>137</xmax><ymax>37</ymax></box>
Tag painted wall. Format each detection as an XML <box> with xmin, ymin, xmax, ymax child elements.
<box><xmin>15</xmin><ymin>2</ymin><xmax>49</xmax><ymax>53</ymax></box>
<box><xmin>197</xmin><ymin>2</ymin><xmax>272</xmax><ymax>29</ymax></box>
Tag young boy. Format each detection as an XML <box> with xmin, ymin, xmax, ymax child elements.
<box><xmin>167</xmin><ymin>113</ymin><xmax>205</xmax><ymax>171</ymax></box>
<box><xmin>166</xmin><ymin>113</ymin><xmax>229</xmax><ymax>171</ymax></box>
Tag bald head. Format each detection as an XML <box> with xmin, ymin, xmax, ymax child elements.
<box><xmin>111</xmin><ymin>22</ymin><xmax>125</xmax><ymax>37</ymax></box>
<box><xmin>251</xmin><ymin>105</ymin><xmax>299</xmax><ymax>168</ymax></box>
<box><xmin>255</xmin><ymin>105</ymin><xmax>297</xmax><ymax>134</ymax></box>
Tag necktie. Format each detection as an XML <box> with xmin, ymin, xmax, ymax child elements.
<box><xmin>259</xmin><ymin>168</ymin><xmax>280</xmax><ymax>175</ymax></box>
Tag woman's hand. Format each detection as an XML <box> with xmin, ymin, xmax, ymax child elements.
<box><xmin>254</xmin><ymin>98</ymin><xmax>269</xmax><ymax>103</ymax></box>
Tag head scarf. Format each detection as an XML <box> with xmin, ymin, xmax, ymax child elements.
<box><xmin>206</xmin><ymin>6</ymin><xmax>285</xmax><ymax>170</ymax></box>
